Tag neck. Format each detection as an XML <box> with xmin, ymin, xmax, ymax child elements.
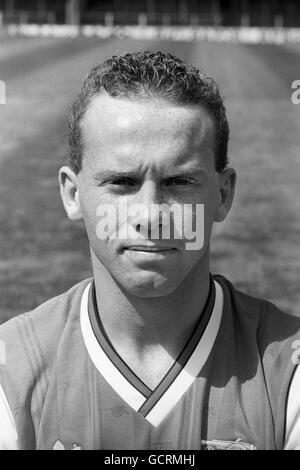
<box><xmin>90</xmin><ymin>251</ymin><xmax>211</xmax><ymax>358</ymax></box>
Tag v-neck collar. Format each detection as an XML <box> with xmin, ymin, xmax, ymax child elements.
<box><xmin>80</xmin><ymin>277</ymin><xmax>223</xmax><ymax>427</ymax></box>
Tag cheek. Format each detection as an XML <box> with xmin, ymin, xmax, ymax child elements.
<box><xmin>79</xmin><ymin>192</ymin><xmax>97</xmax><ymax>229</ymax></box>
<box><xmin>204</xmin><ymin>178</ymin><xmax>219</xmax><ymax>219</ymax></box>
<box><xmin>79</xmin><ymin>190</ymin><xmax>124</xmax><ymax>252</ymax></box>
<box><xmin>79</xmin><ymin>190</ymin><xmax>107</xmax><ymax>245</ymax></box>
<box><xmin>204</xmin><ymin>194</ymin><xmax>218</xmax><ymax>224</ymax></box>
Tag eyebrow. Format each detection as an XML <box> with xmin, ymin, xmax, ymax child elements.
<box><xmin>93</xmin><ymin>170</ymin><xmax>140</xmax><ymax>182</ymax></box>
<box><xmin>167</xmin><ymin>169</ymin><xmax>207</xmax><ymax>178</ymax></box>
<box><xmin>93</xmin><ymin>168</ymin><xmax>207</xmax><ymax>182</ymax></box>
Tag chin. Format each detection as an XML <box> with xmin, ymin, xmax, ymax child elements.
<box><xmin>119</xmin><ymin>271</ymin><xmax>181</xmax><ymax>298</ymax></box>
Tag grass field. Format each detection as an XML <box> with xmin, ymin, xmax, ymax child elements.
<box><xmin>0</xmin><ymin>35</ymin><xmax>299</xmax><ymax>323</ymax></box>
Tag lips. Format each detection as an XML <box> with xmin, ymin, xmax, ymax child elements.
<box><xmin>125</xmin><ymin>246</ymin><xmax>176</xmax><ymax>252</ymax></box>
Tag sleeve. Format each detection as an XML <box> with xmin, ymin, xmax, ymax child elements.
<box><xmin>284</xmin><ymin>365</ymin><xmax>300</xmax><ymax>450</ymax></box>
<box><xmin>0</xmin><ymin>384</ymin><xmax>19</xmax><ymax>450</ymax></box>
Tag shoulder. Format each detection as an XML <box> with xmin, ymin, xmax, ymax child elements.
<box><xmin>213</xmin><ymin>273</ymin><xmax>300</xmax><ymax>434</ymax></box>
<box><xmin>0</xmin><ymin>278</ymin><xmax>92</xmax><ymax>380</ymax></box>
<box><xmin>0</xmin><ymin>277</ymin><xmax>92</xmax><ymax>337</ymax></box>
<box><xmin>214</xmin><ymin>273</ymin><xmax>300</xmax><ymax>354</ymax></box>
<box><xmin>0</xmin><ymin>278</ymin><xmax>93</xmax><ymax>448</ymax></box>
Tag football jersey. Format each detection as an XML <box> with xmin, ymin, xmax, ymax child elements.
<box><xmin>0</xmin><ymin>274</ymin><xmax>299</xmax><ymax>450</ymax></box>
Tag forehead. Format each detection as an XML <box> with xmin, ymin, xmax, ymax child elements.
<box><xmin>81</xmin><ymin>93</ymin><xmax>215</xmax><ymax>172</ymax></box>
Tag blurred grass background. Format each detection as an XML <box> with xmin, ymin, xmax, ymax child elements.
<box><xmin>0</xmin><ymin>36</ymin><xmax>299</xmax><ymax>322</ymax></box>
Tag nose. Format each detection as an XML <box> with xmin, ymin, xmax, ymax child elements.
<box><xmin>131</xmin><ymin>181</ymin><xmax>163</xmax><ymax>238</ymax></box>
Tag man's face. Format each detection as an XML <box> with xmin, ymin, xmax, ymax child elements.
<box><xmin>75</xmin><ymin>94</ymin><xmax>226</xmax><ymax>297</ymax></box>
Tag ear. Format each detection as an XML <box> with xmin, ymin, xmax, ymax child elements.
<box><xmin>214</xmin><ymin>167</ymin><xmax>236</xmax><ymax>222</ymax></box>
<box><xmin>58</xmin><ymin>166</ymin><xmax>83</xmax><ymax>220</ymax></box>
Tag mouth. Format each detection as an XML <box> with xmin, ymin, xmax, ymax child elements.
<box><xmin>120</xmin><ymin>244</ymin><xmax>179</xmax><ymax>259</ymax></box>
<box><xmin>124</xmin><ymin>246</ymin><xmax>176</xmax><ymax>253</ymax></box>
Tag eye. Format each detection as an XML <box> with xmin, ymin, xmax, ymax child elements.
<box><xmin>110</xmin><ymin>177</ymin><xmax>136</xmax><ymax>187</ymax></box>
<box><xmin>165</xmin><ymin>177</ymin><xmax>194</xmax><ymax>187</ymax></box>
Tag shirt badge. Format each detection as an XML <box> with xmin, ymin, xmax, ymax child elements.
<box><xmin>52</xmin><ymin>440</ymin><xmax>82</xmax><ymax>450</ymax></box>
<box><xmin>201</xmin><ymin>438</ymin><xmax>256</xmax><ymax>450</ymax></box>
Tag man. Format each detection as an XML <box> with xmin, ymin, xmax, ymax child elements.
<box><xmin>0</xmin><ymin>51</ymin><xmax>299</xmax><ymax>450</ymax></box>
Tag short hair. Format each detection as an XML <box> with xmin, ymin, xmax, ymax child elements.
<box><xmin>68</xmin><ymin>51</ymin><xmax>229</xmax><ymax>173</ymax></box>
